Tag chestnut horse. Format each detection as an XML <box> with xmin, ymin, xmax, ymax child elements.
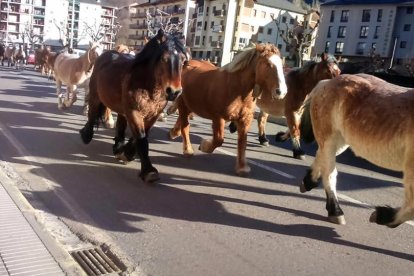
<box><xmin>169</xmin><ymin>43</ymin><xmax>287</xmax><ymax>176</ymax></box>
<box><xmin>252</xmin><ymin>53</ymin><xmax>340</xmax><ymax>159</ymax></box>
<box><xmin>300</xmin><ymin>73</ymin><xmax>414</xmax><ymax>228</ymax></box>
<box><xmin>79</xmin><ymin>29</ymin><xmax>188</xmax><ymax>183</ymax></box>
<box><xmin>53</xmin><ymin>42</ymin><xmax>102</xmax><ymax>110</ymax></box>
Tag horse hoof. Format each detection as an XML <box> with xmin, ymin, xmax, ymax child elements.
<box><xmin>299</xmin><ymin>182</ymin><xmax>307</xmax><ymax>193</ymax></box>
<box><xmin>168</xmin><ymin>130</ymin><xmax>179</xmax><ymax>140</ymax></box>
<box><xmin>328</xmin><ymin>215</ymin><xmax>346</xmax><ymax>225</ymax></box>
<box><xmin>105</xmin><ymin>120</ymin><xmax>115</xmax><ymax>129</ymax></box>
<box><xmin>115</xmin><ymin>152</ymin><xmax>133</xmax><ymax>164</ymax></box>
<box><xmin>294</xmin><ymin>153</ymin><xmax>306</xmax><ymax>160</ymax></box>
<box><xmin>183</xmin><ymin>150</ymin><xmax>194</xmax><ymax>157</ymax></box>
<box><xmin>258</xmin><ymin>135</ymin><xmax>269</xmax><ymax>146</ymax></box>
<box><xmin>275</xmin><ymin>131</ymin><xmax>288</xmax><ymax>142</ymax></box>
<box><xmin>141</xmin><ymin>171</ymin><xmax>160</xmax><ymax>184</ymax></box>
<box><xmin>236</xmin><ymin>166</ymin><xmax>251</xmax><ymax>177</ymax></box>
<box><xmin>228</xmin><ymin>122</ymin><xmax>237</xmax><ymax>133</ymax></box>
<box><xmin>199</xmin><ymin>139</ymin><xmax>213</xmax><ymax>153</ymax></box>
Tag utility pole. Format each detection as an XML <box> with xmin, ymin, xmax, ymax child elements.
<box><xmin>69</xmin><ymin>0</ymin><xmax>75</xmax><ymax>48</ymax></box>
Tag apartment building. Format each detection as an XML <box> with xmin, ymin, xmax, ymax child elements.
<box><xmin>189</xmin><ymin>0</ymin><xmax>311</xmax><ymax>66</ymax></box>
<box><xmin>0</xmin><ymin>0</ymin><xmax>118</xmax><ymax>50</ymax></box>
<box><xmin>127</xmin><ymin>0</ymin><xmax>193</xmax><ymax>51</ymax></box>
<box><xmin>315</xmin><ymin>0</ymin><xmax>414</xmax><ymax>66</ymax></box>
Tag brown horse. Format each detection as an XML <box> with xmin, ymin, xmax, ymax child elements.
<box><xmin>169</xmin><ymin>43</ymin><xmax>288</xmax><ymax>176</ymax></box>
<box><xmin>53</xmin><ymin>42</ymin><xmax>102</xmax><ymax>110</ymax></box>
<box><xmin>251</xmin><ymin>53</ymin><xmax>340</xmax><ymax>159</ymax></box>
<box><xmin>300</xmin><ymin>73</ymin><xmax>414</xmax><ymax>227</ymax></box>
<box><xmin>79</xmin><ymin>29</ymin><xmax>188</xmax><ymax>183</ymax></box>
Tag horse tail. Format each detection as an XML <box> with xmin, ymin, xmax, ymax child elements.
<box><xmin>300</xmin><ymin>94</ymin><xmax>315</xmax><ymax>144</ymax></box>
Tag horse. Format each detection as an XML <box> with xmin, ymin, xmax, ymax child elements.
<box><xmin>230</xmin><ymin>53</ymin><xmax>340</xmax><ymax>160</ymax></box>
<box><xmin>13</xmin><ymin>45</ymin><xmax>26</xmax><ymax>70</ymax></box>
<box><xmin>168</xmin><ymin>43</ymin><xmax>288</xmax><ymax>176</ymax></box>
<box><xmin>0</xmin><ymin>43</ymin><xmax>5</xmax><ymax>65</ymax></box>
<box><xmin>3</xmin><ymin>45</ymin><xmax>16</xmax><ymax>67</ymax></box>
<box><xmin>53</xmin><ymin>42</ymin><xmax>102</xmax><ymax>110</ymax></box>
<box><xmin>79</xmin><ymin>29</ymin><xmax>188</xmax><ymax>184</ymax></box>
<box><xmin>299</xmin><ymin>73</ymin><xmax>414</xmax><ymax>228</ymax></box>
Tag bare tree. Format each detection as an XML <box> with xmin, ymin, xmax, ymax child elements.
<box><xmin>145</xmin><ymin>9</ymin><xmax>185</xmax><ymax>38</ymax></box>
<box><xmin>20</xmin><ymin>23</ymin><xmax>42</xmax><ymax>50</ymax></box>
<box><xmin>81</xmin><ymin>18</ymin><xmax>121</xmax><ymax>43</ymax></box>
<box><xmin>53</xmin><ymin>19</ymin><xmax>69</xmax><ymax>47</ymax></box>
<box><xmin>272</xmin><ymin>10</ymin><xmax>320</xmax><ymax>67</ymax></box>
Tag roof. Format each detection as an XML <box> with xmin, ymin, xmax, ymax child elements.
<box><xmin>322</xmin><ymin>0</ymin><xmax>414</xmax><ymax>5</ymax></box>
<box><xmin>255</xmin><ymin>0</ymin><xmax>307</xmax><ymax>14</ymax></box>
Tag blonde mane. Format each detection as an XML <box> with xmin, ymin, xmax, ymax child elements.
<box><xmin>220</xmin><ymin>43</ymin><xmax>281</xmax><ymax>73</ymax></box>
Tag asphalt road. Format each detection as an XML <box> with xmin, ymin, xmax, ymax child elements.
<box><xmin>0</xmin><ymin>65</ymin><xmax>413</xmax><ymax>276</ymax></box>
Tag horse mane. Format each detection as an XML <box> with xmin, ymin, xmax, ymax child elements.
<box><xmin>221</xmin><ymin>43</ymin><xmax>280</xmax><ymax>73</ymax></box>
<box><xmin>131</xmin><ymin>31</ymin><xmax>185</xmax><ymax>69</ymax></box>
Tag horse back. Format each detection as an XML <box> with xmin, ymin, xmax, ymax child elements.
<box><xmin>310</xmin><ymin>74</ymin><xmax>413</xmax><ymax>171</ymax></box>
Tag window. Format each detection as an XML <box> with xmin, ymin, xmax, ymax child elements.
<box><xmin>277</xmin><ymin>44</ymin><xmax>282</xmax><ymax>49</ymax></box>
<box><xmin>338</xmin><ymin>26</ymin><xmax>346</xmax><ymax>38</ymax></box>
<box><xmin>253</xmin><ymin>9</ymin><xmax>257</xmax><ymax>17</ymax></box>
<box><xmin>195</xmin><ymin>36</ymin><xmax>200</xmax><ymax>45</ymax></box>
<box><xmin>267</xmin><ymin>28</ymin><xmax>272</xmax><ymax>35</ymax></box>
<box><xmin>374</xmin><ymin>26</ymin><xmax>380</xmax><ymax>38</ymax></box>
<box><xmin>289</xmin><ymin>18</ymin><xmax>294</xmax><ymax>24</ymax></box>
<box><xmin>403</xmin><ymin>24</ymin><xmax>411</xmax><ymax>31</ymax></box>
<box><xmin>258</xmin><ymin>26</ymin><xmax>264</xmax><ymax>33</ymax></box>
<box><xmin>335</xmin><ymin>42</ymin><xmax>344</xmax><ymax>54</ymax></box>
<box><xmin>330</xmin><ymin>10</ymin><xmax>335</xmax><ymax>22</ymax></box>
<box><xmin>377</xmin><ymin>9</ymin><xmax>382</xmax><ymax>22</ymax></box>
<box><xmin>341</xmin><ymin>10</ymin><xmax>349</xmax><ymax>22</ymax></box>
<box><xmin>400</xmin><ymin>41</ymin><xmax>407</xmax><ymax>48</ymax></box>
<box><xmin>261</xmin><ymin>11</ymin><xmax>266</xmax><ymax>18</ymax></box>
<box><xmin>356</xmin><ymin>42</ymin><xmax>366</xmax><ymax>55</ymax></box>
<box><xmin>407</xmin><ymin>7</ymin><xmax>413</xmax><ymax>14</ymax></box>
<box><xmin>282</xmin><ymin>16</ymin><xmax>287</xmax><ymax>23</ymax></box>
<box><xmin>325</xmin><ymin>41</ymin><xmax>330</xmax><ymax>52</ymax></box>
<box><xmin>371</xmin><ymin>42</ymin><xmax>377</xmax><ymax>52</ymax></box>
<box><xmin>362</xmin><ymin>9</ymin><xmax>371</xmax><ymax>22</ymax></box>
<box><xmin>210</xmin><ymin>22</ymin><xmax>214</xmax><ymax>28</ymax></box>
<box><xmin>327</xmin><ymin>26</ymin><xmax>332</xmax><ymax>38</ymax></box>
<box><xmin>360</xmin><ymin>26</ymin><xmax>369</xmax><ymax>38</ymax></box>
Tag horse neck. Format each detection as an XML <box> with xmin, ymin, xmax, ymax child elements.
<box><xmin>295</xmin><ymin>64</ymin><xmax>322</xmax><ymax>94</ymax></box>
<box><xmin>79</xmin><ymin>50</ymin><xmax>92</xmax><ymax>71</ymax></box>
<box><xmin>227</xmin><ymin>64</ymin><xmax>257</xmax><ymax>96</ymax></box>
<box><xmin>130</xmin><ymin>63</ymin><xmax>157</xmax><ymax>91</ymax></box>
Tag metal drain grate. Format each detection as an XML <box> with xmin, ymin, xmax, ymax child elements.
<box><xmin>70</xmin><ymin>247</ymin><xmax>122</xmax><ymax>276</ymax></box>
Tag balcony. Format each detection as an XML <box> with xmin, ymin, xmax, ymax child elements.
<box><xmin>129</xmin><ymin>23</ymin><xmax>146</xmax><ymax>29</ymax></box>
<box><xmin>131</xmin><ymin>11</ymin><xmax>147</xmax><ymax>18</ymax></box>
<box><xmin>214</xmin><ymin>10</ymin><xmax>226</xmax><ymax>17</ymax></box>
<box><xmin>212</xmin><ymin>24</ymin><xmax>223</xmax><ymax>33</ymax></box>
<box><xmin>128</xmin><ymin>34</ymin><xmax>145</xmax><ymax>40</ymax></box>
<box><xmin>211</xmin><ymin>40</ymin><xmax>223</xmax><ymax>48</ymax></box>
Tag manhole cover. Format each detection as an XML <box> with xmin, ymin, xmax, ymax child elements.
<box><xmin>70</xmin><ymin>247</ymin><xmax>123</xmax><ymax>275</ymax></box>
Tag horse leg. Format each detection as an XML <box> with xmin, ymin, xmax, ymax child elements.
<box><xmin>370</xmin><ymin>149</ymin><xmax>414</xmax><ymax>228</ymax></box>
<box><xmin>112</xmin><ymin>115</ymin><xmax>136</xmax><ymax>163</ymax></box>
<box><xmin>55</xmin><ymin>79</ymin><xmax>65</xmax><ymax>110</ymax></box>
<box><xmin>64</xmin><ymin>85</ymin><xmax>77</xmax><ymax>107</ymax></box>
<box><xmin>169</xmin><ymin>99</ymin><xmax>194</xmax><ymax>156</ymax></box>
<box><xmin>104</xmin><ymin>108</ymin><xmax>115</xmax><ymax>129</ymax></box>
<box><xmin>235</xmin><ymin>117</ymin><xmax>252</xmax><ymax>176</ymax></box>
<box><xmin>127</xmin><ymin>111</ymin><xmax>159</xmax><ymax>184</ymax></box>
<box><xmin>257</xmin><ymin>110</ymin><xmax>269</xmax><ymax>146</ymax></box>
<box><xmin>301</xmin><ymin>138</ymin><xmax>346</xmax><ymax>225</ymax></box>
<box><xmin>79</xmin><ymin>100</ymin><xmax>101</xmax><ymax>144</ymax></box>
<box><xmin>288</xmin><ymin>111</ymin><xmax>305</xmax><ymax>160</ymax></box>
<box><xmin>200</xmin><ymin>118</ymin><xmax>225</xmax><ymax>154</ymax></box>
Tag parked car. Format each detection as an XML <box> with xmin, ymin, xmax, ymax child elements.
<box><xmin>27</xmin><ymin>51</ymin><xmax>35</xmax><ymax>65</ymax></box>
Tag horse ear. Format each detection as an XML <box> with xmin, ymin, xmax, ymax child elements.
<box><xmin>321</xmin><ymin>52</ymin><xmax>328</xmax><ymax>61</ymax></box>
<box><xmin>156</xmin><ymin>29</ymin><xmax>165</xmax><ymax>43</ymax></box>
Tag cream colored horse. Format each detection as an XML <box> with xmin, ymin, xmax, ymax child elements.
<box><xmin>53</xmin><ymin>42</ymin><xmax>102</xmax><ymax>110</ymax></box>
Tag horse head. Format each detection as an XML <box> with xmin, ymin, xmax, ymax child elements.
<box><xmin>316</xmin><ymin>52</ymin><xmax>341</xmax><ymax>79</ymax></box>
<box><xmin>86</xmin><ymin>42</ymin><xmax>103</xmax><ymax>72</ymax></box>
<box><xmin>253</xmin><ymin>43</ymin><xmax>287</xmax><ymax>100</ymax></box>
<box><xmin>136</xmin><ymin>29</ymin><xmax>189</xmax><ymax>100</ymax></box>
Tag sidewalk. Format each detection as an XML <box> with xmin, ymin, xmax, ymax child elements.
<box><xmin>0</xmin><ymin>169</ymin><xmax>70</xmax><ymax>276</ymax></box>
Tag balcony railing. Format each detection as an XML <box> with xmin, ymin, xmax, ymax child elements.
<box><xmin>214</xmin><ymin>10</ymin><xmax>226</xmax><ymax>17</ymax></box>
<box><xmin>212</xmin><ymin>24</ymin><xmax>223</xmax><ymax>33</ymax></box>
<box><xmin>128</xmin><ymin>34</ymin><xmax>146</xmax><ymax>40</ymax></box>
<box><xmin>211</xmin><ymin>40</ymin><xmax>223</xmax><ymax>48</ymax></box>
<box><xmin>131</xmin><ymin>11</ymin><xmax>147</xmax><ymax>18</ymax></box>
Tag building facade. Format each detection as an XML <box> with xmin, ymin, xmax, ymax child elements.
<box><xmin>126</xmin><ymin>0</ymin><xmax>193</xmax><ymax>51</ymax></box>
<box><xmin>188</xmin><ymin>0</ymin><xmax>313</xmax><ymax>66</ymax></box>
<box><xmin>0</xmin><ymin>0</ymin><xmax>118</xmax><ymax>50</ymax></box>
<box><xmin>315</xmin><ymin>0</ymin><xmax>414</xmax><ymax>66</ymax></box>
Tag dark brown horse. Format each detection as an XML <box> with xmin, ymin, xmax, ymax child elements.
<box><xmin>169</xmin><ymin>43</ymin><xmax>287</xmax><ymax>176</ymax></box>
<box><xmin>80</xmin><ymin>29</ymin><xmax>188</xmax><ymax>183</ymax></box>
<box><xmin>254</xmin><ymin>53</ymin><xmax>340</xmax><ymax>159</ymax></box>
